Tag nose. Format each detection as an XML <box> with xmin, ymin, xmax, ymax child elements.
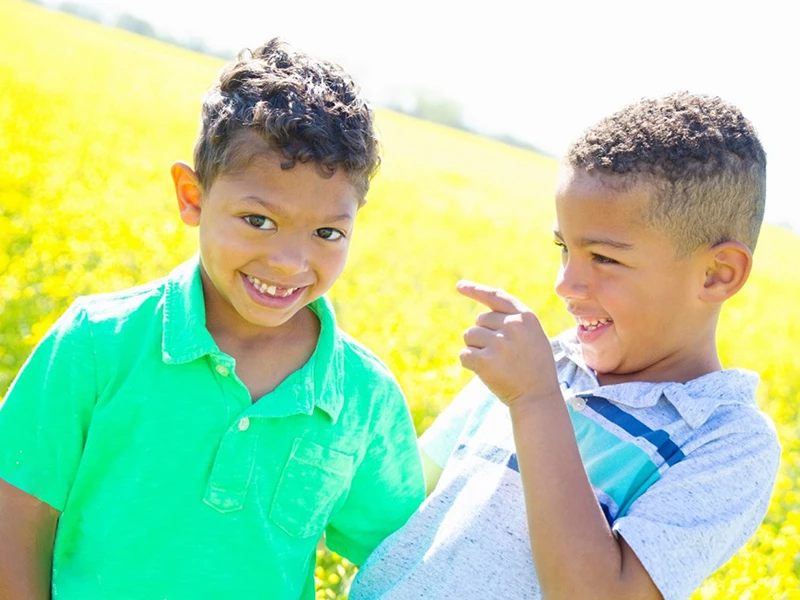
<box><xmin>554</xmin><ymin>259</ymin><xmax>590</xmax><ymax>300</ymax></box>
<box><xmin>265</xmin><ymin>236</ymin><xmax>308</xmax><ymax>275</ymax></box>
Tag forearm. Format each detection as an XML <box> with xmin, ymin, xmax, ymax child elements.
<box><xmin>0</xmin><ymin>538</ymin><xmax>55</xmax><ymax>600</ymax></box>
<box><xmin>510</xmin><ymin>395</ymin><xmax>659</xmax><ymax>600</ymax></box>
<box><xmin>0</xmin><ymin>479</ymin><xmax>58</xmax><ymax>600</ymax></box>
<box><xmin>454</xmin><ymin>282</ymin><xmax>660</xmax><ymax>598</ymax></box>
<box><xmin>0</xmin><ymin>533</ymin><xmax>56</xmax><ymax>599</ymax></box>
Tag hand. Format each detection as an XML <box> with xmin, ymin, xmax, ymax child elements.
<box><xmin>457</xmin><ymin>280</ymin><xmax>561</xmax><ymax>406</ymax></box>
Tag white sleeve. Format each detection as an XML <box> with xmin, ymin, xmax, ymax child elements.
<box><xmin>419</xmin><ymin>378</ymin><xmax>489</xmax><ymax>468</ymax></box>
<box><xmin>613</xmin><ymin>414</ymin><xmax>780</xmax><ymax>600</ymax></box>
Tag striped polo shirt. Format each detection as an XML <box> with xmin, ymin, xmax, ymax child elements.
<box><xmin>349</xmin><ymin>330</ymin><xmax>780</xmax><ymax>600</ymax></box>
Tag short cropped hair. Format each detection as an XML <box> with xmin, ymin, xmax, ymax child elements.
<box><xmin>566</xmin><ymin>91</ymin><xmax>767</xmax><ymax>254</ymax></box>
<box><xmin>194</xmin><ymin>38</ymin><xmax>380</xmax><ymax>202</ymax></box>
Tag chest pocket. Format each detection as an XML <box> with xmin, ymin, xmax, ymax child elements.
<box><xmin>269</xmin><ymin>437</ymin><xmax>354</xmax><ymax>538</ymax></box>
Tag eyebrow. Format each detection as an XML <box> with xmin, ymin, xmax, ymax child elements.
<box><xmin>553</xmin><ymin>230</ymin><xmax>635</xmax><ymax>250</ymax></box>
<box><xmin>241</xmin><ymin>195</ymin><xmax>355</xmax><ymax>223</ymax></box>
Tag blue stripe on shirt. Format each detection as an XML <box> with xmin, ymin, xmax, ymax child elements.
<box><xmin>599</xmin><ymin>501</ymin><xmax>614</xmax><ymax>527</ymax></box>
<box><xmin>579</xmin><ymin>394</ymin><xmax>685</xmax><ymax>466</ymax></box>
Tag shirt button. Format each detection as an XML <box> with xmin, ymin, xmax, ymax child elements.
<box><xmin>215</xmin><ymin>364</ymin><xmax>230</xmax><ymax>377</ymax></box>
<box><xmin>571</xmin><ymin>396</ymin><xmax>587</xmax><ymax>412</ymax></box>
<box><xmin>238</xmin><ymin>417</ymin><xmax>250</xmax><ymax>432</ymax></box>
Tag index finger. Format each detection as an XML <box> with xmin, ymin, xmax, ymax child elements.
<box><xmin>456</xmin><ymin>280</ymin><xmax>529</xmax><ymax>314</ymax></box>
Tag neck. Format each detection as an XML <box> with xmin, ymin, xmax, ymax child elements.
<box><xmin>596</xmin><ymin>354</ymin><xmax>723</xmax><ymax>386</ymax></box>
<box><xmin>597</xmin><ymin>319</ymin><xmax>723</xmax><ymax>386</ymax></box>
<box><xmin>209</xmin><ymin>307</ymin><xmax>316</xmax><ymax>351</ymax></box>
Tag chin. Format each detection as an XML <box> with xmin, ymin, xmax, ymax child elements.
<box><xmin>584</xmin><ymin>358</ymin><xmax>621</xmax><ymax>382</ymax></box>
<box><xmin>581</xmin><ymin>352</ymin><xmax>604</xmax><ymax>374</ymax></box>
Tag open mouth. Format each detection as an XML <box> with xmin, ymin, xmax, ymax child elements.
<box><xmin>245</xmin><ymin>274</ymin><xmax>301</xmax><ymax>299</ymax></box>
<box><xmin>577</xmin><ymin>317</ymin><xmax>613</xmax><ymax>332</ymax></box>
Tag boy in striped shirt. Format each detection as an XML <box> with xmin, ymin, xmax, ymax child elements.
<box><xmin>350</xmin><ymin>92</ymin><xmax>780</xmax><ymax>600</ymax></box>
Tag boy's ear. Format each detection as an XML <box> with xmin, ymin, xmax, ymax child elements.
<box><xmin>171</xmin><ymin>161</ymin><xmax>203</xmax><ymax>227</ymax></box>
<box><xmin>699</xmin><ymin>241</ymin><xmax>753</xmax><ymax>304</ymax></box>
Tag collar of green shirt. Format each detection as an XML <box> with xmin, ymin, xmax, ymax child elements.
<box><xmin>159</xmin><ymin>257</ymin><xmax>345</xmax><ymax>423</ymax></box>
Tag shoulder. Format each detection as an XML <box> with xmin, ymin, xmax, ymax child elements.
<box><xmin>34</xmin><ymin>276</ymin><xmax>169</xmax><ymax>353</ymax></box>
<box><xmin>695</xmin><ymin>396</ymin><xmax>781</xmax><ymax>468</ymax></box>
<box><xmin>68</xmin><ymin>276</ymin><xmax>169</xmax><ymax>330</ymax></box>
<box><xmin>336</xmin><ymin>329</ymin><xmax>399</xmax><ymax>386</ymax></box>
<box><xmin>658</xmin><ymin>371</ymin><xmax>782</xmax><ymax>491</ymax></box>
<box><xmin>687</xmin><ymin>369</ymin><xmax>779</xmax><ymax>447</ymax></box>
<box><xmin>309</xmin><ymin>295</ymin><xmax>399</xmax><ymax>389</ymax></box>
<box><xmin>331</xmin><ymin>329</ymin><xmax>415</xmax><ymax>431</ymax></box>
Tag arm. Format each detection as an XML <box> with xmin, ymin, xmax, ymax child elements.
<box><xmin>508</xmin><ymin>396</ymin><xmax>661</xmax><ymax>600</ymax></box>
<box><xmin>0</xmin><ymin>301</ymin><xmax>98</xmax><ymax>597</ymax></box>
<box><xmin>457</xmin><ymin>281</ymin><xmax>661</xmax><ymax>600</ymax></box>
<box><xmin>0</xmin><ymin>478</ymin><xmax>59</xmax><ymax>600</ymax></box>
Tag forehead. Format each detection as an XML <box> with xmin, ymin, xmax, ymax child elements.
<box><xmin>555</xmin><ymin>167</ymin><xmax>651</xmax><ymax>219</ymax></box>
<box><xmin>554</xmin><ymin>167</ymin><xmax>665</xmax><ymax>244</ymax></box>
<box><xmin>218</xmin><ymin>129</ymin><xmax>365</xmax><ymax>204</ymax></box>
<box><xmin>209</xmin><ymin>148</ymin><xmax>360</xmax><ymax>220</ymax></box>
<box><xmin>220</xmin><ymin>129</ymin><xmax>274</xmax><ymax>177</ymax></box>
<box><xmin>556</xmin><ymin>165</ymin><xmax>649</xmax><ymax>200</ymax></box>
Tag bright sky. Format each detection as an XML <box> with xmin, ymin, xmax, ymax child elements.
<box><xmin>69</xmin><ymin>0</ymin><xmax>799</xmax><ymax>231</ymax></box>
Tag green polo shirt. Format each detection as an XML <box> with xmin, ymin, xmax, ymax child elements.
<box><xmin>0</xmin><ymin>258</ymin><xmax>425</xmax><ymax>599</ymax></box>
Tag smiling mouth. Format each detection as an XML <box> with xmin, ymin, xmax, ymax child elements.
<box><xmin>577</xmin><ymin>317</ymin><xmax>613</xmax><ymax>331</ymax></box>
<box><xmin>245</xmin><ymin>274</ymin><xmax>301</xmax><ymax>298</ymax></box>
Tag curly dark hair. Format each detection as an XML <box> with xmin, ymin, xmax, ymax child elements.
<box><xmin>566</xmin><ymin>91</ymin><xmax>767</xmax><ymax>253</ymax></box>
<box><xmin>193</xmin><ymin>38</ymin><xmax>380</xmax><ymax>202</ymax></box>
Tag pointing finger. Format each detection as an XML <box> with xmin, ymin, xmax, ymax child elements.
<box><xmin>456</xmin><ymin>280</ymin><xmax>529</xmax><ymax>315</ymax></box>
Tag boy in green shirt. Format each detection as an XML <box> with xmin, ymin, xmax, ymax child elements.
<box><xmin>0</xmin><ymin>38</ymin><xmax>425</xmax><ymax>599</ymax></box>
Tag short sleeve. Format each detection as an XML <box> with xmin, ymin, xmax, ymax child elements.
<box><xmin>325</xmin><ymin>382</ymin><xmax>426</xmax><ymax>566</ymax></box>
<box><xmin>613</xmin><ymin>416</ymin><xmax>781</xmax><ymax>600</ymax></box>
<box><xmin>419</xmin><ymin>377</ymin><xmax>488</xmax><ymax>468</ymax></box>
<box><xmin>0</xmin><ymin>300</ymin><xmax>97</xmax><ymax>511</ymax></box>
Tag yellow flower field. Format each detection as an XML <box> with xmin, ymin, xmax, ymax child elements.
<box><xmin>1</xmin><ymin>1</ymin><xmax>798</xmax><ymax>597</ymax></box>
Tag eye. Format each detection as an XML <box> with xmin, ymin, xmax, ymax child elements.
<box><xmin>315</xmin><ymin>227</ymin><xmax>345</xmax><ymax>241</ymax></box>
<box><xmin>554</xmin><ymin>240</ymin><xmax>567</xmax><ymax>254</ymax></box>
<box><xmin>592</xmin><ymin>253</ymin><xmax>618</xmax><ymax>265</ymax></box>
<box><xmin>244</xmin><ymin>215</ymin><xmax>276</xmax><ymax>230</ymax></box>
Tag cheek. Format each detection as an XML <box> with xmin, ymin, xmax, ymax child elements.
<box><xmin>199</xmin><ymin>219</ymin><xmax>240</xmax><ymax>251</ymax></box>
<box><xmin>332</xmin><ymin>245</ymin><xmax>351</xmax><ymax>273</ymax></box>
<box><xmin>317</xmin><ymin>245</ymin><xmax>350</xmax><ymax>279</ymax></box>
<box><xmin>599</xmin><ymin>280</ymin><xmax>651</xmax><ymax>324</ymax></box>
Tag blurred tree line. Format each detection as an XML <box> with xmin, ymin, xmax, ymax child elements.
<box><xmin>28</xmin><ymin>0</ymin><xmax>236</xmax><ymax>58</ymax></box>
<box><xmin>25</xmin><ymin>0</ymin><xmax>552</xmax><ymax>155</ymax></box>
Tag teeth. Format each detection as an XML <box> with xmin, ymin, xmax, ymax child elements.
<box><xmin>579</xmin><ymin>317</ymin><xmax>611</xmax><ymax>331</ymax></box>
<box><xmin>246</xmin><ymin>275</ymin><xmax>298</xmax><ymax>298</ymax></box>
